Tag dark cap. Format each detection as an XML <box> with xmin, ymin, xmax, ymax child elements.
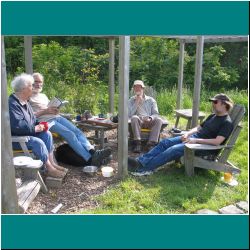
<box><xmin>209</xmin><ymin>93</ymin><xmax>233</xmax><ymax>107</ymax></box>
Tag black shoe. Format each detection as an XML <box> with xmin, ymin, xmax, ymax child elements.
<box><xmin>133</xmin><ymin>140</ymin><xmax>142</xmax><ymax>153</ymax></box>
<box><xmin>128</xmin><ymin>157</ymin><xmax>142</xmax><ymax>172</ymax></box>
<box><xmin>101</xmin><ymin>154</ymin><xmax>112</xmax><ymax>165</ymax></box>
<box><xmin>145</xmin><ymin>141</ymin><xmax>158</xmax><ymax>152</ymax></box>
<box><xmin>91</xmin><ymin>147</ymin><xmax>112</xmax><ymax>167</ymax></box>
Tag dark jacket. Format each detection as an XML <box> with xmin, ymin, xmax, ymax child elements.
<box><xmin>9</xmin><ymin>94</ymin><xmax>38</xmax><ymax>136</ymax></box>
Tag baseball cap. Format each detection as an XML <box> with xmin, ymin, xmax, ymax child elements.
<box><xmin>133</xmin><ymin>80</ymin><xmax>145</xmax><ymax>88</ymax></box>
<box><xmin>209</xmin><ymin>93</ymin><xmax>233</xmax><ymax>107</ymax></box>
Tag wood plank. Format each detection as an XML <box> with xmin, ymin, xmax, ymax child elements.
<box><xmin>184</xmin><ymin>146</ymin><xmax>195</xmax><ymax>176</ymax></box>
<box><xmin>219</xmin><ymin>125</ymin><xmax>242</xmax><ymax>163</ymax></box>
<box><xmin>76</xmin><ymin>118</ymin><xmax>118</xmax><ymax>128</ymax></box>
<box><xmin>185</xmin><ymin>144</ymin><xmax>228</xmax><ymax>151</ymax></box>
<box><xmin>193</xmin><ymin>157</ymin><xmax>241</xmax><ymax>173</ymax></box>
<box><xmin>18</xmin><ymin>181</ymin><xmax>41</xmax><ymax>213</ymax></box>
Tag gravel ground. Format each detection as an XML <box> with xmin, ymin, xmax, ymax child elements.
<box><xmin>26</xmin><ymin>129</ymin><xmax>135</xmax><ymax>214</ymax></box>
<box><xmin>26</xmin><ymin>128</ymin><xmax>171</xmax><ymax>214</ymax></box>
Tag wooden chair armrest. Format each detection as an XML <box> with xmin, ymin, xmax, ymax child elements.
<box><xmin>12</xmin><ymin>136</ymin><xmax>30</xmax><ymax>143</ymax></box>
<box><xmin>14</xmin><ymin>160</ymin><xmax>43</xmax><ymax>170</ymax></box>
<box><xmin>185</xmin><ymin>144</ymin><xmax>233</xmax><ymax>151</ymax></box>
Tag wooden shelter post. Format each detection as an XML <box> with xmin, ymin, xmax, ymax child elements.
<box><xmin>117</xmin><ymin>36</ymin><xmax>130</xmax><ymax>178</ymax></box>
<box><xmin>191</xmin><ymin>36</ymin><xmax>204</xmax><ymax>128</ymax></box>
<box><xmin>176</xmin><ymin>40</ymin><xmax>185</xmax><ymax>109</ymax></box>
<box><xmin>1</xmin><ymin>36</ymin><xmax>19</xmax><ymax>213</ymax></box>
<box><xmin>24</xmin><ymin>36</ymin><xmax>33</xmax><ymax>74</ymax></box>
<box><xmin>108</xmin><ymin>38</ymin><xmax>115</xmax><ymax>113</ymax></box>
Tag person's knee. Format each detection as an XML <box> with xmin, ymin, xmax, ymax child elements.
<box><xmin>29</xmin><ymin>139</ymin><xmax>48</xmax><ymax>162</ymax></box>
<box><xmin>155</xmin><ymin>117</ymin><xmax>163</xmax><ymax>125</ymax></box>
<box><xmin>131</xmin><ymin>115</ymin><xmax>140</xmax><ymax>122</ymax></box>
<box><xmin>171</xmin><ymin>144</ymin><xmax>184</xmax><ymax>155</ymax></box>
<box><xmin>40</xmin><ymin>131</ymin><xmax>53</xmax><ymax>141</ymax></box>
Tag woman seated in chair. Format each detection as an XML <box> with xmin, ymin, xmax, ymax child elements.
<box><xmin>9</xmin><ymin>73</ymin><xmax>67</xmax><ymax>178</ymax></box>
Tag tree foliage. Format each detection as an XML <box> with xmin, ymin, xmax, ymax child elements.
<box><xmin>4</xmin><ymin>36</ymin><xmax>248</xmax><ymax>115</ymax></box>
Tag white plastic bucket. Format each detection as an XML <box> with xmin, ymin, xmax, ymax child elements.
<box><xmin>101</xmin><ymin>166</ymin><xmax>114</xmax><ymax>177</ymax></box>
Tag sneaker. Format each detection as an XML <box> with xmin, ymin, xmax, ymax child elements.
<box><xmin>91</xmin><ymin>147</ymin><xmax>112</xmax><ymax>167</ymax></box>
<box><xmin>128</xmin><ymin>157</ymin><xmax>142</xmax><ymax>172</ymax></box>
<box><xmin>131</xmin><ymin>170</ymin><xmax>154</xmax><ymax>176</ymax></box>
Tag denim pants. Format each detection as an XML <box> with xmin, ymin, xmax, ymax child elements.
<box><xmin>137</xmin><ymin>134</ymin><xmax>199</xmax><ymax>172</ymax></box>
<box><xmin>49</xmin><ymin>116</ymin><xmax>93</xmax><ymax>161</ymax></box>
<box><xmin>13</xmin><ymin>131</ymin><xmax>53</xmax><ymax>163</ymax></box>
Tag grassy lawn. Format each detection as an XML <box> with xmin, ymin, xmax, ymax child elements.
<box><xmin>79</xmin><ymin>119</ymin><xmax>248</xmax><ymax>214</ymax></box>
<box><xmin>78</xmin><ymin>89</ymin><xmax>248</xmax><ymax>214</ymax></box>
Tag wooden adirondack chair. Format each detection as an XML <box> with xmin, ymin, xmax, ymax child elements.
<box><xmin>184</xmin><ymin>104</ymin><xmax>245</xmax><ymax>176</ymax></box>
<box><xmin>12</xmin><ymin>136</ymin><xmax>48</xmax><ymax>213</ymax></box>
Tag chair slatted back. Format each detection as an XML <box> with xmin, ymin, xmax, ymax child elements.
<box><xmin>218</xmin><ymin>104</ymin><xmax>245</xmax><ymax>163</ymax></box>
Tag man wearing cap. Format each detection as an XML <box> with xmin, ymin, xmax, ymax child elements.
<box><xmin>128</xmin><ymin>80</ymin><xmax>163</xmax><ymax>153</ymax></box>
<box><xmin>128</xmin><ymin>93</ymin><xmax>234</xmax><ymax>176</ymax></box>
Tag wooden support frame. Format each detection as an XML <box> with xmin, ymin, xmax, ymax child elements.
<box><xmin>109</xmin><ymin>38</ymin><xmax>115</xmax><ymax>113</ymax></box>
<box><xmin>24</xmin><ymin>36</ymin><xmax>33</xmax><ymax>74</ymax></box>
<box><xmin>1</xmin><ymin>36</ymin><xmax>19</xmax><ymax>213</ymax></box>
<box><xmin>191</xmin><ymin>36</ymin><xmax>204</xmax><ymax>128</ymax></box>
<box><xmin>176</xmin><ymin>40</ymin><xmax>185</xmax><ymax>109</ymax></box>
<box><xmin>117</xmin><ymin>36</ymin><xmax>130</xmax><ymax>178</ymax></box>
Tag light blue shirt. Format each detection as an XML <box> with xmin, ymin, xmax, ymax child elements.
<box><xmin>128</xmin><ymin>95</ymin><xmax>159</xmax><ymax>119</ymax></box>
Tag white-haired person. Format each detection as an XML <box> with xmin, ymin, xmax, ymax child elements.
<box><xmin>29</xmin><ymin>72</ymin><xmax>111</xmax><ymax>167</ymax></box>
<box><xmin>128</xmin><ymin>80</ymin><xmax>163</xmax><ymax>153</ymax></box>
<box><xmin>9</xmin><ymin>73</ymin><xmax>67</xmax><ymax>178</ymax></box>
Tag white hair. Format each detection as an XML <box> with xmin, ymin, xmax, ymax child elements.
<box><xmin>11</xmin><ymin>73</ymin><xmax>34</xmax><ymax>93</ymax></box>
<box><xmin>32</xmin><ymin>72</ymin><xmax>44</xmax><ymax>82</ymax></box>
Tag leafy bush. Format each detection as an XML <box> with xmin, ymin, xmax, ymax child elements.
<box><xmin>31</xmin><ymin>42</ymin><xmax>109</xmax><ymax>115</ymax></box>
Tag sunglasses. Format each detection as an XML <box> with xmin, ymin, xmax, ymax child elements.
<box><xmin>211</xmin><ymin>100</ymin><xmax>218</xmax><ymax>104</ymax></box>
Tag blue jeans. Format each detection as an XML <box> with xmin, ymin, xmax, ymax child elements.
<box><xmin>49</xmin><ymin>116</ymin><xmax>93</xmax><ymax>161</ymax></box>
<box><xmin>13</xmin><ymin>131</ymin><xmax>53</xmax><ymax>163</ymax></box>
<box><xmin>137</xmin><ymin>134</ymin><xmax>199</xmax><ymax>172</ymax></box>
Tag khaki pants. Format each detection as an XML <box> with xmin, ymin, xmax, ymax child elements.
<box><xmin>131</xmin><ymin>115</ymin><xmax>163</xmax><ymax>142</ymax></box>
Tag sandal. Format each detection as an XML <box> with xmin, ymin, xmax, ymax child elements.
<box><xmin>54</xmin><ymin>165</ymin><xmax>69</xmax><ymax>173</ymax></box>
<box><xmin>47</xmin><ymin>169</ymin><xmax>66</xmax><ymax>178</ymax></box>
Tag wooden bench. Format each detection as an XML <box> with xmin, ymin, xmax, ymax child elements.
<box><xmin>174</xmin><ymin>109</ymin><xmax>206</xmax><ymax>130</ymax></box>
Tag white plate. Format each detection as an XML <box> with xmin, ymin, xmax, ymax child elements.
<box><xmin>221</xmin><ymin>177</ymin><xmax>239</xmax><ymax>187</ymax></box>
<box><xmin>13</xmin><ymin>156</ymin><xmax>33</xmax><ymax>166</ymax></box>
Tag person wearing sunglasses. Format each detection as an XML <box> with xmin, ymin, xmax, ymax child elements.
<box><xmin>128</xmin><ymin>93</ymin><xmax>234</xmax><ymax>176</ymax></box>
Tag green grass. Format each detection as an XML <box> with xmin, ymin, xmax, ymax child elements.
<box><xmin>78</xmin><ymin>88</ymin><xmax>248</xmax><ymax>214</ymax></box>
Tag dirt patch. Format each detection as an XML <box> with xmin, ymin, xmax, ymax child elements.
<box><xmin>26</xmin><ymin>129</ymin><xmax>137</xmax><ymax>214</ymax></box>
<box><xmin>26</xmin><ymin>127</ymin><xmax>172</xmax><ymax>214</ymax></box>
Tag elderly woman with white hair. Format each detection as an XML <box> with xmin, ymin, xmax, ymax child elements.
<box><xmin>9</xmin><ymin>73</ymin><xmax>67</xmax><ymax>178</ymax></box>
